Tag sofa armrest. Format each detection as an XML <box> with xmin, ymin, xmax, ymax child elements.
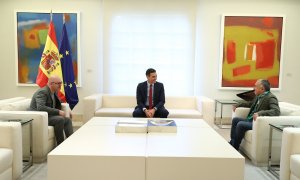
<box><xmin>61</xmin><ymin>103</ymin><xmax>70</xmax><ymax>118</ymax></box>
<box><xmin>232</xmin><ymin>107</ymin><xmax>250</xmax><ymax>119</ymax></box>
<box><xmin>251</xmin><ymin>116</ymin><xmax>300</xmax><ymax>165</ymax></box>
<box><xmin>280</xmin><ymin>128</ymin><xmax>300</xmax><ymax>180</ymax></box>
<box><xmin>197</xmin><ymin>96</ymin><xmax>214</xmax><ymax>127</ymax></box>
<box><xmin>0</xmin><ymin>122</ymin><xmax>22</xmax><ymax>180</ymax></box>
<box><xmin>83</xmin><ymin>94</ymin><xmax>103</xmax><ymax>124</ymax></box>
<box><xmin>0</xmin><ymin>111</ymin><xmax>49</xmax><ymax>163</ymax></box>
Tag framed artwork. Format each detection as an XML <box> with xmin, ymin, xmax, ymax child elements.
<box><xmin>219</xmin><ymin>15</ymin><xmax>285</xmax><ymax>90</ymax></box>
<box><xmin>15</xmin><ymin>11</ymin><xmax>81</xmax><ymax>86</ymax></box>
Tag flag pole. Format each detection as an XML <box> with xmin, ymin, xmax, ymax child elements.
<box><xmin>50</xmin><ymin>10</ymin><xmax>53</xmax><ymax>21</ymax></box>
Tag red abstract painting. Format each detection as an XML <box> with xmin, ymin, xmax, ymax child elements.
<box><xmin>219</xmin><ymin>15</ymin><xmax>284</xmax><ymax>89</ymax></box>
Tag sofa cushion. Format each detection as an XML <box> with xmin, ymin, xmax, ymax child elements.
<box><xmin>94</xmin><ymin>108</ymin><xmax>203</xmax><ymax>119</ymax></box>
<box><xmin>0</xmin><ymin>99</ymin><xmax>31</xmax><ymax>111</ymax></box>
<box><xmin>168</xmin><ymin>109</ymin><xmax>202</xmax><ymax>118</ymax></box>
<box><xmin>244</xmin><ymin>130</ymin><xmax>252</xmax><ymax>143</ymax></box>
<box><xmin>279</xmin><ymin>102</ymin><xmax>300</xmax><ymax>116</ymax></box>
<box><xmin>0</xmin><ymin>148</ymin><xmax>13</xmax><ymax>173</ymax></box>
<box><xmin>101</xmin><ymin>95</ymin><xmax>199</xmax><ymax>109</ymax></box>
<box><xmin>102</xmin><ymin>96</ymin><xmax>136</xmax><ymax>108</ymax></box>
<box><xmin>280</xmin><ymin>106</ymin><xmax>294</xmax><ymax>116</ymax></box>
<box><xmin>289</xmin><ymin>111</ymin><xmax>300</xmax><ymax>116</ymax></box>
<box><xmin>290</xmin><ymin>154</ymin><xmax>300</xmax><ymax>178</ymax></box>
<box><xmin>165</xmin><ymin>96</ymin><xmax>196</xmax><ymax>109</ymax></box>
<box><xmin>0</xmin><ymin>97</ymin><xmax>25</xmax><ymax>105</ymax></box>
<box><xmin>95</xmin><ymin>108</ymin><xmax>134</xmax><ymax>117</ymax></box>
<box><xmin>48</xmin><ymin>126</ymin><xmax>55</xmax><ymax>139</ymax></box>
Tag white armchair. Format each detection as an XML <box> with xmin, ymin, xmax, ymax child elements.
<box><xmin>0</xmin><ymin>122</ymin><xmax>22</xmax><ymax>180</ymax></box>
<box><xmin>280</xmin><ymin>128</ymin><xmax>300</xmax><ymax>180</ymax></box>
<box><xmin>232</xmin><ymin>102</ymin><xmax>300</xmax><ymax>166</ymax></box>
<box><xmin>0</xmin><ymin>98</ymin><xmax>71</xmax><ymax>163</ymax></box>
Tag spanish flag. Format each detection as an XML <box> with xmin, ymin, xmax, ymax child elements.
<box><xmin>36</xmin><ymin>20</ymin><xmax>66</xmax><ymax>102</ymax></box>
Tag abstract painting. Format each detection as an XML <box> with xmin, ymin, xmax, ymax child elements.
<box><xmin>15</xmin><ymin>11</ymin><xmax>80</xmax><ymax>86</ymax></box>
<box><xmin>219</xmin><ymin>15</ymin><xmax>285</xmax><ymax>89</ymax></box>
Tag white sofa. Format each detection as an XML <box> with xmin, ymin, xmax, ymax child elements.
<box><xmin>280</xmin><ymin>128</ymin><xmax>300</xmax><ymax>180</ymax></box>
<box><xmin>0</xmin><ymin>97</ymin><xmax>70</xmax><ymax>163</ymax></box>
<box><xmin>0</xmin><ymin>122</ymin><xmax>22</xmax><ymax>180</ymax></box>
<box><xmin>232</xmin><ymin>102</ymin><xmax>300</xmax><ymax>166</ymax></box>
<box><xmin>83</xmin><ymin>94</ymin><xmax>215</xmax><ymax>126</ymax></box>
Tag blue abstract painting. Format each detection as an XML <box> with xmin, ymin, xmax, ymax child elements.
<box><xmin>16</xmin><ymin>11</ymin><xmax>79</xmax><ymax>85</ymax></box>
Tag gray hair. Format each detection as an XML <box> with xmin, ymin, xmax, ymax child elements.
<box><xmin>259</xmin><ymin>79</ymin><xmax>271</xmax><ymax>91</ymax></box>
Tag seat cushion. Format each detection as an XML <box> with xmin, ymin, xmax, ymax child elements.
<box><xmin>243</xmin><ymin>130</ymin><xmax>252</xmax><ymax>143</ymax></box>
<box><xmin>168</xmin><ymin>109</ymin><xmax>202</xmax><ymax>119</ymax></box>
<box><xmin>0</xmin><ymin>148</ymin><xmax>13</xmax><ymax>173</ymax></box>
<box><xmin>47</xmin><ymin>126</ymin><xmax>56</xmax><ymax>152</ymax></box>
<box><xmin>95</xmin><ymin>108</ymin><xmax>133</xmax><ymax>117</ymax></box>
<box><xmin>95</xmin><ymin>108</ymin><xmax>202</xmax><ymax>119</ymax></box>
<box><xmin>48</xmin><ymin>126</ymin><xmax>55</xmax><ymax>139</ymax></box>
<box><xmin>290</xmin><ymin>154</ymin><xmax>300</xmax><ymax>178</ymax></box>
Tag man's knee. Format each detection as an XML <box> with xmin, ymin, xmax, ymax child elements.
<box><xmin>65</xmin><ymin>117</ymin><xmax>73</xmax><ymax>124</ymax></box>
<box><xmin>232</xmin><ymin>117</ymin><xmax>240</xmax><ymax>124</ymax></box>
<box><xmin>236</xmin><ymin>121</ymin><xmax>252</xmax><ymax>131</ymax></box>
<box><xmin>157</xmin><ymin>109</ymin><xmax>168</xmax><ymax>118</ymax></box>
<box><xmin>133</xmin><ymin>109</ymin><xmax>145</xmax><ymax>117</ymax></box>
<box><xmin>49</xmin><ymin>116</ymin><xmax>65</xmax><ymax>126</ymax></box>
<box><xmin>162</xmin><ymin>110</ymin><xmax>169</xmax><ymax>118</ymax></box>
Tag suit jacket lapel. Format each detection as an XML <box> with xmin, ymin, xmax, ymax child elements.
<box><xmin>143</xmin><ymin>81</ymin><xmax>148</xmax><ymax>100</ymax></box>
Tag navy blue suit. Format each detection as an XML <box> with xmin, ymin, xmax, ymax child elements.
<box><xmin>133</xmin><ymin>81</ymin><xmax>169</xmax><ymax>118</ymax></box>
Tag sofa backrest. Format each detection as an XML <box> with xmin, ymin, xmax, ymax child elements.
<box><xmin>165</xmin><ymin>96</ymin><xmax>196</xmax><ymax>109</ymax></box>
<box><xmin>279</xmin><ymin>102</ymin><xmax>300</xmax><ymax>116</ymax></box>
<box><xmin>101</xmin><ymin>95</ymin><xmax>197</xmax><ymax>109</ymax></box>
<box><xmin>102</xmin><ymin>95</ymin><xmax>136</xmax><ymax>108</ymax></box>
<box><xmin>0</xmin><ymin>98</ymin><xmax>31</xmax><ymax>111</ymax></box>
<box><xmin>0</xmin><ymin>97</ymin><xmax>26</xmax><ymax>106</ymax></box>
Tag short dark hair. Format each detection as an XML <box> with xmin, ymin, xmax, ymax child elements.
<box><xmin>146</xmin><ymin>68</ymin><xmax>156</xmax><ymax>76</ymax></box>
<box><xmin>260</xmin><ymin>79</ymin><xmax>271</xmax><ymax>91</ymax></box>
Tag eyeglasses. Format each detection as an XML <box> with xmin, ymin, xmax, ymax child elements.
<box><xmin>52</xmin><ymin>82</ymin><xmax>62</xmax><ymax>85</ymax></box>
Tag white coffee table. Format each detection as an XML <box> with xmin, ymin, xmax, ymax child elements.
<box><xmin>146</xmin><ymin>127</ymin><xmax>244</xmax><ymax>180</ymax></box>
<box><xmin>48</xmin><ymin>117</ymin><xmax>244</xmax><ymax>180</ymax></box>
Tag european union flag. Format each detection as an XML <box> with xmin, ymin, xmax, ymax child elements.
<box><xmin>59</xmin><ymin>24</ymin><xmax>79</xmax><ymax>110</ymax></box>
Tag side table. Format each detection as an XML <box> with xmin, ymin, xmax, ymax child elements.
<box><xmin>0</xmin><ymin>119</ymin><xmax>33</xmax><ymax>171</ymax></box>
<box><xmin>268</xmin><ymin>123</ymin><xmax>300</xmax><ymax>178</ymax></box>
<box><xmin>214</xmin><ymin>99</ymin><xmax>237</xmax><ymax>128</ymax></box>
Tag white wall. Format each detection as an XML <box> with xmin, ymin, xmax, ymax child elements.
<box><xmin>0</xmin><ymin>0</ymin><xmax>300</xmax><ymax>117</ymax></box>
<box><xmin>194</xmin><ymin>0</ymin><xmax>300</xmax><ymax>104</ymax></box>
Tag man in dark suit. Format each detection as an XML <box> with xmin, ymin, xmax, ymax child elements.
<box><xmin>133</xmin><ymin>68</ymin><xmax>169</xmax><ymax>118</ymax></box>
<box><xmin>229</xmin><ymin>79</ymin><xmax>280</xmax><ymax>150</ymax></box>
<box><xmin>30</xmin><ymin>75</ymin><xmax>73</xmax><ymax>145</ymax></box>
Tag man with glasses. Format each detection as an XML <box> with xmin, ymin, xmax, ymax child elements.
<box><xmin>229</xmin><ymin>79</ymin><xmax>280</xmax><ymax>150</ymax></box>
<box><xmin>30</xmin><ymin>75</ymin><xmax>73</xmax><ymax>145</ymax></box>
